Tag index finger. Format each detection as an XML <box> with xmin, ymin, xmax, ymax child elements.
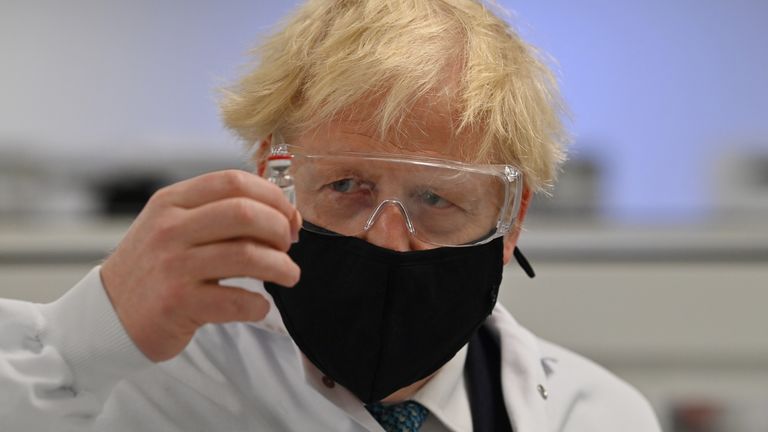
<box><xmin>158</xmin><ymin>170</ymin><xmax>295</xmax><ymax>222</ymax></box>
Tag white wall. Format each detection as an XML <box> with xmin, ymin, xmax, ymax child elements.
<box><xmin>2</xmin><ymin>1</ymin><xmax>767</xmax><ymax>222</ymax></box>
<box><xmin>0</xmin><ymin>0</ymin><xmax>297</xmax><ymax>160</ymax></box>
<box><xmin>505</xmin><ymin>0</ymin><xmax>768</xmax><ymax>221</ymax></box>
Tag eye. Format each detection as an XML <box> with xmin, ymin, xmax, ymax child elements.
<box><xmin>330</xmin><ymin>179</ymin><xmax>355</xmax><ymax>193</ymax></box>
<box><xmin>417</xmin><ymin>190</ymin><xmax>453</xmax><ymax>209</ymax></box>
<box><xmin>328</xmin><ymin>178</ymin><xmax>371</xmax><ymax>193</ymax></box>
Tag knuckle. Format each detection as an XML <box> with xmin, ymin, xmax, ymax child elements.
<box><xmin>151</xmin><ymin>219</ymin><xmax>180</xmax><ymax>244</ymax></box>
<box><xmin>158</xmin><ymin>251</ymin><xmax>182</xmax><ymax>270</ymax></box>
<box><xmin>218</xmin><ymin>170</ymin><xmax>249</xmax><ymax>194</ymax></box>
<box><xmin>231</xmin><ymin>198</ymin><xmax>256</xmax><ymax>223</ymax></box>
<box><xmin>148</xmin><ymin>186</ymin><xmax>171</xmax><ymax>205</ymax></box>
<box><xmin>237</xmin><ymin>241</ymin><xmax>258</xmax><ymax>263</ymax></box>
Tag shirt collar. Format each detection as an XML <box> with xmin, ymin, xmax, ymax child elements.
<box><xmin>411</xmin><ymin>345</ymin><xmax>472</xmax><ymax>432</ymax></box>
<box><xmin>297</xmin><ymin>341</ymin><xmax>472</xmax><ymax>432</ymax></box>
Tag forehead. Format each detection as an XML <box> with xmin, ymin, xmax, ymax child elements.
<box><xmin>292</xmin><ymin>98</ymin><xmax>483</xmax><ymax>162</ymax></box>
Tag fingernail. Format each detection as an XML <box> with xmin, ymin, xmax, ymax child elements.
<box><xmin>292</xmin><ymin>210</ymin><xmax>302</xmax><ymax>243</ymax></box>
<box><xmin>296</xmin><ymin>210</ymin><xmax>303</xmax><ymax>227</ymax></box>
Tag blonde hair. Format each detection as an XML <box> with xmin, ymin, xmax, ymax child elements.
<box><xmin>221</xmin><ymin>0</ymin><xmax>568</xmax><ymax>190</ymax></box>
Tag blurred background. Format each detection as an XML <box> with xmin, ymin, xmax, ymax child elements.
<box><xmin>1</xmin><ymin>1</ymin><xmax>766</xmax><ymax>430</ymax></box>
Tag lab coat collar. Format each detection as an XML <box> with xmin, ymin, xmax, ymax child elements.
<box><xmin>294</xmin><ymin>304</ymin><xmax>551</xmax><ymax>432</ymax></box>
<box><xmin>227</xmin><ymin>277</ymin><xmax>549</xmax><ymax>431</ymax></box>
<box><xmin>224</xmin><ymin>278</ymin><xmax>384</xmax><ymax>430</ymax></box>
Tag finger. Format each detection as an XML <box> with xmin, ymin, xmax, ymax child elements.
<box><xmin>156</xmin><ymin>170</ymin><xmax>295</xmax><ymax>223</ymax></box>
<box><xmin>185</xmin><ymin>239</ymin><xmax>300</xmax><ymax>287</ymax></box>
<box><xmin>179</xmin><ymin>197</ymin><xmax>294</xmax><ymax>251</ymax></box>
<box><xmin>290</xmin><ymin>209</ymin><xmax>302</xmax><ymax>243</ymax></box>
<box><xmin>191</xmin><ymin>284</ymin><xmax>271</xmax><ymax>324</ymax></box>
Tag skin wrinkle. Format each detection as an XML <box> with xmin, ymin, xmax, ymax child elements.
<box><xmin>283</xmin><ymin>98</ymin><xmax>530</xmax><ymax>401</ymax></box>
<box><xmin>221</xmin><ymin>0</ymin><xmax>555</xmax><ymax>404</ymax></box>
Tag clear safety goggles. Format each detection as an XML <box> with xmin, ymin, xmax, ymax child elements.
<box><xmin>265</xmin><ymin>144</ymin><xmax>523</xmax><ymax>247</ymax></box>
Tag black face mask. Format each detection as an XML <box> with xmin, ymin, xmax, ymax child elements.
<box><xmin>264</xmin><ymin>229</ymin><xmax>505</xmax><ymax>404</ymax></box>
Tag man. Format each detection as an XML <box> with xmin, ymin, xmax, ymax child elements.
<box><xmin>0</xmin><ymin>1</ymin><xmax>661</xmax><ymax>431</ymax></box>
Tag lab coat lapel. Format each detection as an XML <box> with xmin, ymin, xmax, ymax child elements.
<box><xmin>488</xmin><ymin>305</ymin><xmax>550</xmax><ymax>432</ymax></box>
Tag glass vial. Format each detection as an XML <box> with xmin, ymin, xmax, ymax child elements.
<box><xmin>266</xmin><ymin>155</ymin><xmax>295</xmax><ymax>205</ymax></box>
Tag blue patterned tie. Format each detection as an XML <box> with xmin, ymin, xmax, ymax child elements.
<box><xmin>365</xmin><ymin>401</ymin><xmax>429</xmax><ymax>432</ymax></box>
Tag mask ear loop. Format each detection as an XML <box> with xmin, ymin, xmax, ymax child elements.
<box><xmin>513</xmin><ymin>246</ymin><xmax>535</xmax><ymax>278</ymax></box>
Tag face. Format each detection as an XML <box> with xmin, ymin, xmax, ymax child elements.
<box><xmin>270</xmin><ymin>101</ymin><xmax>530</xmax><ymax>264</ymax></box>
<box><xmin>263</xmin><ymin>102</ymin><xmax>531</xmax><ymax>402</ymax></box>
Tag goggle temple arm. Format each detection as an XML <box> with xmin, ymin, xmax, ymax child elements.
<box><xmin>513</xmin><ymin>246</ymin><xmax>536</xmax><ymax>278</ymax></box>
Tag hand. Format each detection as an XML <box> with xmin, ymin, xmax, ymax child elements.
<box><xmin>100</xmin><ymin>170</ymin><xmax>301</xmax><ymax>362</ymax></box>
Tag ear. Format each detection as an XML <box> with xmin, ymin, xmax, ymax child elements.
<box><xmin>502</xmin><ymin>186</ymin><xmax>533</xmax><ymax>265</ymax></box>
<box><xmin>254</xmin><ymin>134</ymin><xmax>273</xmax><ymax>176</ymax></box>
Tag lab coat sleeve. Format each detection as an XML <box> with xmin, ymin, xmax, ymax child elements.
<box><xmin>0</xmin><ymin>266</ymin><xmax>152</xmax><ymax>432</ymax></box>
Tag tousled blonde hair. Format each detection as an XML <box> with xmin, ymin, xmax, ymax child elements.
<box><xmin>220</xmin><ymin>0</ymin><xmax>568</xmax><ymax>190</ymax></box>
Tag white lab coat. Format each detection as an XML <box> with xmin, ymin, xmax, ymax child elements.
<box><xmin>0</xmin><ymin>267</ymin><xmax>661</xmax><ymax>431</ymax></box>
